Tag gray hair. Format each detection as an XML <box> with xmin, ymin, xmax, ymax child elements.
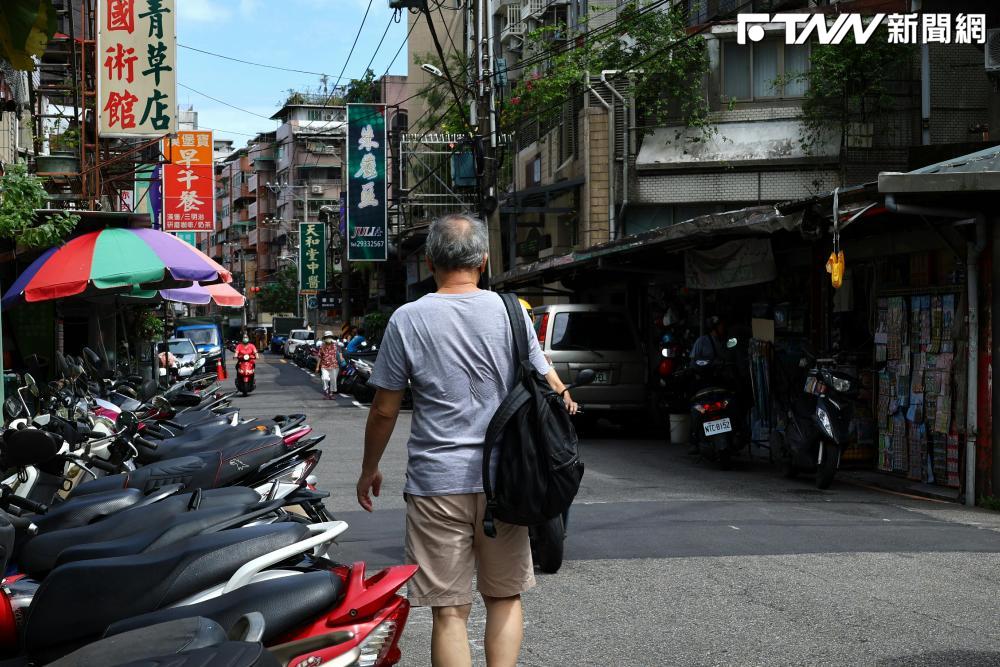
<box><xmin>426</xmin><ymin>213</ymin><xmax>488</xmax><ymax>270</ymax></box>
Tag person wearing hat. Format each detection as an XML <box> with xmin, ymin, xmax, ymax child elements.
<box><xmin>315</xmin><ymin>330</ymin><xmax>344</xmax><ymax>399</ymax></box>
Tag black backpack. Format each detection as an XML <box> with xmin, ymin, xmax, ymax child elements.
<box><xmin>481</xmin><ymin>293</ymin><xmax>584</xmax><ymax>537</ymax></box>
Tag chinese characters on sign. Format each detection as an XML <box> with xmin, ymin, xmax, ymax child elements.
<box><xmin>737</xmin><ymin>12</ymin><xmax>986</xmax><ymax>46</ymax></box>
<box><xmin>99</xmin><ymin>0</ymin><xmax>176</xmax><ymax>136</ymax></box>
<box><xmin>299</xmin><ymin>222</ymin><xmax>327</xmax><ymax>293</ymax></box>
<box><xmin>162</xmin><ymin>131</ymin><xmax>214</xmax><ymax>232</ymax></box>
<box><xmin>346</xmin><ymin>104</ymin><xmax>388</xmax><ymax>261</ymax></box>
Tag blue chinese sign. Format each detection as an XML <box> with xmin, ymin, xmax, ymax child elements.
<box><xmin>346</xmin><ymin>104</ymin><xmax>388</xmax><ymax>261</ymax></box>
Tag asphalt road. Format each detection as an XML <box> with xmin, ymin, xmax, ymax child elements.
<box><xmin>238</xmin><ymin>354</ymin><xmax>1000</xmax><ymax>666</ymax></box>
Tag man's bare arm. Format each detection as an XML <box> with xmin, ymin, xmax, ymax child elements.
<box><xmin>357</xmin><ymin>388</ymin><xmax>404</xmax><ymax>511</ymax></box>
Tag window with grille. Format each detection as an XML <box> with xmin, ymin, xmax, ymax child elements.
<box><xmin>722</xmin><ymin>39</ymin><xmax>810</xmax><ymax>101</ymax></box>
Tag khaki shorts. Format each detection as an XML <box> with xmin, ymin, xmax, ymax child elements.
<box><xmin>404</xmin><ymin>493</ymin><xmax>535</xmax><ymax>607</ymax></box>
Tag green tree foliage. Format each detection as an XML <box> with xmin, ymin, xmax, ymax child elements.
<box><xmin>0</xmin><ymin>163</ymin><xmax>78</xmax><ymax>248</ymax></box>
<box><xmin>503</xmin><ymin>3</ymin><xmax>710</xmax><ymax>135</ymax></box>
<box><xmin>345</xmin><ymin>69</ymin><xmax>380</xmax><ymax>104</ymax></box>
<box><xmin>0</xmin><ymin>0</ymin><xmax>58</xmax><ymax>70</ymax></box>
<box><xmin>783</xmin><ymin>28</ymin><xmax>914</xmax><ymax>153</ymax></box>
<box><xmin>412</xmin><ymin>51</ymin><xmax>474</xmax><ymax>134</ymax></box>
<box><xmin>258</xmin><ymin>264</ymin><xmax>298</xmax><ymax>314</ymax></box>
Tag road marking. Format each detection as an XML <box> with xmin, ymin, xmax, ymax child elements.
<box><xmin>729</xmin><ymin>525</ymin><xmax>740</xmax><ymax>531</ymax></box>
<box><xmin>883</xmin><ymin>518</ymin><xmax>891</xmax><ymax>522</ymax></box>
<box><xmin>352</xmin><ymin>401</ymin><xmax>366</xmax><ymax>409</ymax></box>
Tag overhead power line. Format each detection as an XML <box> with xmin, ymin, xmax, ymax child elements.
<box><xmin>178</xmin><ymin>83</ymin><xmax>275</xmax><ymax>121</ymax></box>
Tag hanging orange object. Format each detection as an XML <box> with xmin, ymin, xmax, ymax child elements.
<box><xmin>827</xmin><ymin>250</ymin><xmax>846</xmax><ymax>289</ymax></box>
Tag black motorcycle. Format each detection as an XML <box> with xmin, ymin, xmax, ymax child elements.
<box><xmin>683</xmin><ymin>341</ymin><xmax>746</xmax><ymax>469</ymax></box>
<box><xmin>772</xmin><ymin>351</ymin><xmax>859</xmax><ymax>489</ymax></box>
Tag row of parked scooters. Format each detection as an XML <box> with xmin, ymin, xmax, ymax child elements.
<box><xmin>284</xmin><ymin>341</ymin><xmax>412</xmax><ymax>408</ymax></box>
<box><xmin>0</xmin><ymin>348</ymin><xmax>414</xmax><ymax>666</ymax></box>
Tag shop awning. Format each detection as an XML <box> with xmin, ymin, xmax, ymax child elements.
<box><xmin>636</xmin><ymin>120</ymin><xmax>838</xmax><ymax>172</ymax></box>
<box><xmin>492</xmin><ymin>205</ymin><xmax>803</xmax><ymax>288</ymax></box>
<box><xmin>879</xmin><ymin>144</ymin><xmax>1000</xmax><ymax>194</ymax></box>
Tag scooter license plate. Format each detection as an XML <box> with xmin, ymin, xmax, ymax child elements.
<box><xmin>703</xmin><ymin>418</ymin><xmax>732</xmax><ymax>436</ymax></box>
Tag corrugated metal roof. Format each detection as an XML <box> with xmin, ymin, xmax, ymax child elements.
<box><xmin>911</xmin><ymin>145</ymin><xmax>1000</xmax><ymax>175</ymax></box>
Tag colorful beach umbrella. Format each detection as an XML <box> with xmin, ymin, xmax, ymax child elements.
<box><xmin>153</xmin><ymin>281</ymin><xmax>245</xmax><ymax>307</ymax></box>
<box><xmin>2</xmin><ymin>228</ymin><xmax>231</xmax><ymax>307</ymax></box>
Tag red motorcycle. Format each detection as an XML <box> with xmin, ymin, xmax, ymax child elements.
<box><xmin>235</xmin><ymin>353</ymin><xmax>256</xmax><ymax>396</ymax></box>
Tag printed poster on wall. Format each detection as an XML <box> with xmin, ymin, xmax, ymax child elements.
<box><xmin>346</xmin><ymin>104</ymin><xmax>387</xmax><ymax>261</ymax></box>
<box><xmin>299</xmin><ymin>222</ymin><xmax>326</xmax><ymax>293</ymax></box>
<box><xmin>98</xmin><ymin>0</ymin><xmax>176</xmax><ymax>137</ymax></box>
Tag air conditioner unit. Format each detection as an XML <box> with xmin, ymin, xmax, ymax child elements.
<box><xmin>986</xmin><ymin>29</ymin><xmax>1000</xmax><ymax>72</ymax></box>
<box><xmin>310</xmin><ymin>185</ymin><xmax>324</xmax><ymax>195</ymax></box>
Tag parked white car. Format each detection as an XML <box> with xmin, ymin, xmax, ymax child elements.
<box><xmin>283</xmin><ymin>329</ymin><xmax>314</xmax><ymax>358</ymax></box>
<box><xmin>167</xmin><ymin>337</ymin><xmax>203</xmax><ymax>377</ymax></box>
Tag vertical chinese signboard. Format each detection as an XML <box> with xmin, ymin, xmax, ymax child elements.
<box><xmin>98</xmin><ymin>0</ymin><xmax>176</xmax><ymax>137</ymax></box>
<box><xmin>162</xmin><ymin>130</ymin><xmax>214</xmax><ymax>231</ymax></box>
<box><xmin>346</xmin><ymin>104</ymin><xmax>387</xmax><ymax>261</ymax></box>
<box><xmin>299</xmin><ymin>222</ymin><xmax>326</xmax><ymax>293</ymax></box>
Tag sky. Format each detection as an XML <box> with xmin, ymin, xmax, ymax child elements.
<box><xmin>175</xmin><ymin>0</ymin><xmax>410</xmax><ymax>145</ymax></box>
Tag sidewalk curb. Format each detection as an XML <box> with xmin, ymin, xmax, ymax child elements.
<box><xmin>839</xmin><ymin>470</ymin><xmax>961</xmax><ymax>504</ymax></box>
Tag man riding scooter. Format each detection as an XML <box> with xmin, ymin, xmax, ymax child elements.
<box><xmin>234</xmin><ymin>333</ymin><xmax>258</xmax><ymax>396</ymax></box>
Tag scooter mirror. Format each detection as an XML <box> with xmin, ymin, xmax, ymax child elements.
<box><xmin>726</xmin><ymin>337</ymin><xmax>738</xmax><ymax>349</ymax></box>
<box><xmin>151</xmin><ymin>395</ymin><xmax>171</xmax><ymax>412</ymax></box>
<box><xmin>116</xmin><ymin>410</ymin><xmax>139</xmax><ymax>436</ymax></box>
<box><xmin>574</xmin><ymin>368</ymin><xmax>597</xmax><ymax>387</ymax></box>
<box><xmin>3</xmin><ymin>397</ymin><xmax>24</xmax><ymax>421</ymax></box>
<box><xmin>23</xmin><ymin>374</ymin><xmax>38</xmax><ymax>397</ymax></box>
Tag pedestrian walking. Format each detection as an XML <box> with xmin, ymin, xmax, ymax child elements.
<box><xmin>356</xmin><ymin>213</ymin><xmax>576</xmax><ymax>667</ymax></box>
<box><xmin>315</xmin><ymin>331</ymin><xmax>342</xmax><ymax>399</ymax></box>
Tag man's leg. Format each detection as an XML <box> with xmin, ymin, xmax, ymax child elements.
<box><xmin>431</xmin><ymin>604</ymin><xmax>472</xmax><ymax>667</ymax></box>
<box><xmin>482</xmin><ymin>594</ymin><xmax>523</xmax><ymax>667</ymax></box>
<box><xmin>474</xmin><ymin>494</ymin><xmax>534</xmax><ymax>667</ymax></box>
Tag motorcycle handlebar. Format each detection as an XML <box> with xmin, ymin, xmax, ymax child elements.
<box><xmin>135</xmin><ymin>436</ymin><xmax>158</xmax><ymax>451</ymax></box>
<box><xmin>6</xmin><ymin>494</ymin><xmax>47</xmax><ymax>515</ymax></box>
<box><xmin>87</xmin><ymin>457</ymin><xmax>119</xmax><ymax>473</ymax></box>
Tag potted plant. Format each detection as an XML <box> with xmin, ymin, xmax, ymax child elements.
<box><xmin>36</xmin><ymin>126</ymin><xmax>81</xmax><ymax>175</ymax></box>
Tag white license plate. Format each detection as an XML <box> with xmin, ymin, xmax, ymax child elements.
<box><xmin>703</xmin><ymin>418</ymin><xmax>732</xmax><ymax>436</ymax></box>
<box><xmin>593</xmin><ymin>371</ymin><xmax>610</xmax><ymax>384</ymax></box>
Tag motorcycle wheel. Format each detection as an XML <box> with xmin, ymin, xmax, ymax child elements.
<box><xmin>816</xmin><ymin>441</ymin><xmax>839</xmax><ymax>489</ymax></box>
<box><xmin>530</xmin><ymin>515</ymin><xmax>565</xmax><ymax>574</ymax></box>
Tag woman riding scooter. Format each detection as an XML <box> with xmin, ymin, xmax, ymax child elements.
<box><xmin>233</xmin><ymin>334</ymin><xmax>258</xmax><ymax>396</ymax></box>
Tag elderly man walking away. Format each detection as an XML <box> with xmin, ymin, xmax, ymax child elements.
<box><xmin>356</xmin><ymin>213</ymin><xmax>577</xmax><ymax>667</ymax></box>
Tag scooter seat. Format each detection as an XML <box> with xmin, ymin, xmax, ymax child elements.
<box><xmin>107</xmin><ymin>570</ymin><xmax>343</xmax><ymax>644</ymax></box>
<box><xmin>692</xmin><ymin>386</ymin><xmax>728</xmax><ymax>402</ymax></box>
<box><xmin>24</xmin><ymin>523</ymin><xmax>309</xmax><ymax>660</ymax></box>
<box><xmin>33</xmin><ymin>488</ymin><xmax>144</xmax><ymax>534</ymax></box>
<box><xmin>20</xmin><ymin>488</ymin><xmax>261</xmax><ymax>578</ymax></box>
<box><xmin>114</xmin><ymin>642</ymin><xmax>279</xmax><ymax>667</ymax></box>
<box><xmin>141</xmin><ymin>421</ymin><xmax>276</xmax><ymax>464</ymax></box>
<box><xmin>48</xmin><ymin>617</ymin><xmax>228</xmax><ymax>667</ymax></box>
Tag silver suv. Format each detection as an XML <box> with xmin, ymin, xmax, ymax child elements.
<box><xmin>532</xmin><ymin>304</ymin><xmax>646</xmax><ymax>414</ymax></box>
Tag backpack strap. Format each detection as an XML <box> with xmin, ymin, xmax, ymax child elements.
<box><xmin>481</xmin><ymin>292</ymin><xmax>531</xmax><ymax>538</ymax></box>
<box><xmin>499</xmin><ymin>292</ymin><xmax>530</xmax><ymax>372</ymax></box>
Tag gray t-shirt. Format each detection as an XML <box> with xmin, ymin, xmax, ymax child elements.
<box><xmin>369</xmin><ymin>290</ymin><xmax>551</xmax><ymax>496</ymax></box>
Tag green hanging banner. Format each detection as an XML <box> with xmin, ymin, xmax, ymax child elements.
<box><xmin>346</xmin><ymin>103</ymin><xmax>388</xmax><ymax>261</ymax></box>
<box><xmin>298</xmin><ymin>222</ymin><xmax>326</xmax><ymax>293</ymax></box>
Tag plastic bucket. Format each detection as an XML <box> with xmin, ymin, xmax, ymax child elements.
<box><xmin>668</xmin><ymin>413</ymin><xmax>689</xmax><ymax>444</ymax></box>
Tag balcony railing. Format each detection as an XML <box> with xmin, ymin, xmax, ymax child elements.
<box><xmin>502</xmin><ymin>4</ymin><xmax>525</xmax><ymax>41</ymax></box>
<box><xmin>520</xmin><ymin>0</ymin><xmax>565</xmax><ymax>21</ymax></box>
<box><xmin>248</xmin><ymin>173</ymin><xmax>259</xmax><ymax>192</ymax></box>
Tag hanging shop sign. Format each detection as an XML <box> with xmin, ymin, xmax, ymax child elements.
<box><xmin>98</xmin><ymin>0</ymin><xmax>177</xmax><ymax>137</ymax></box>
<box><xmin>166</xmin><ymin>130</ymin><xmax>213</xmax><ymax>165</ymax></box>
<box><xmin>346</xmin><ymin>104</ymin><xmax>388</xmax><ymax>261</ymax></box>
<box><xmin>299</xmin><ymin>222</ymin><xmax>326</xmax><ymax>293</ymax></box>
<box><xmin>684</xmin><ymin>238</ymin><xmax>776</xmax><ymax>290</ymax></box>
<box><xmin>162</xmin><ymin>163</ymin><xmax>214</xmax><ymax>231</ymax></box>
